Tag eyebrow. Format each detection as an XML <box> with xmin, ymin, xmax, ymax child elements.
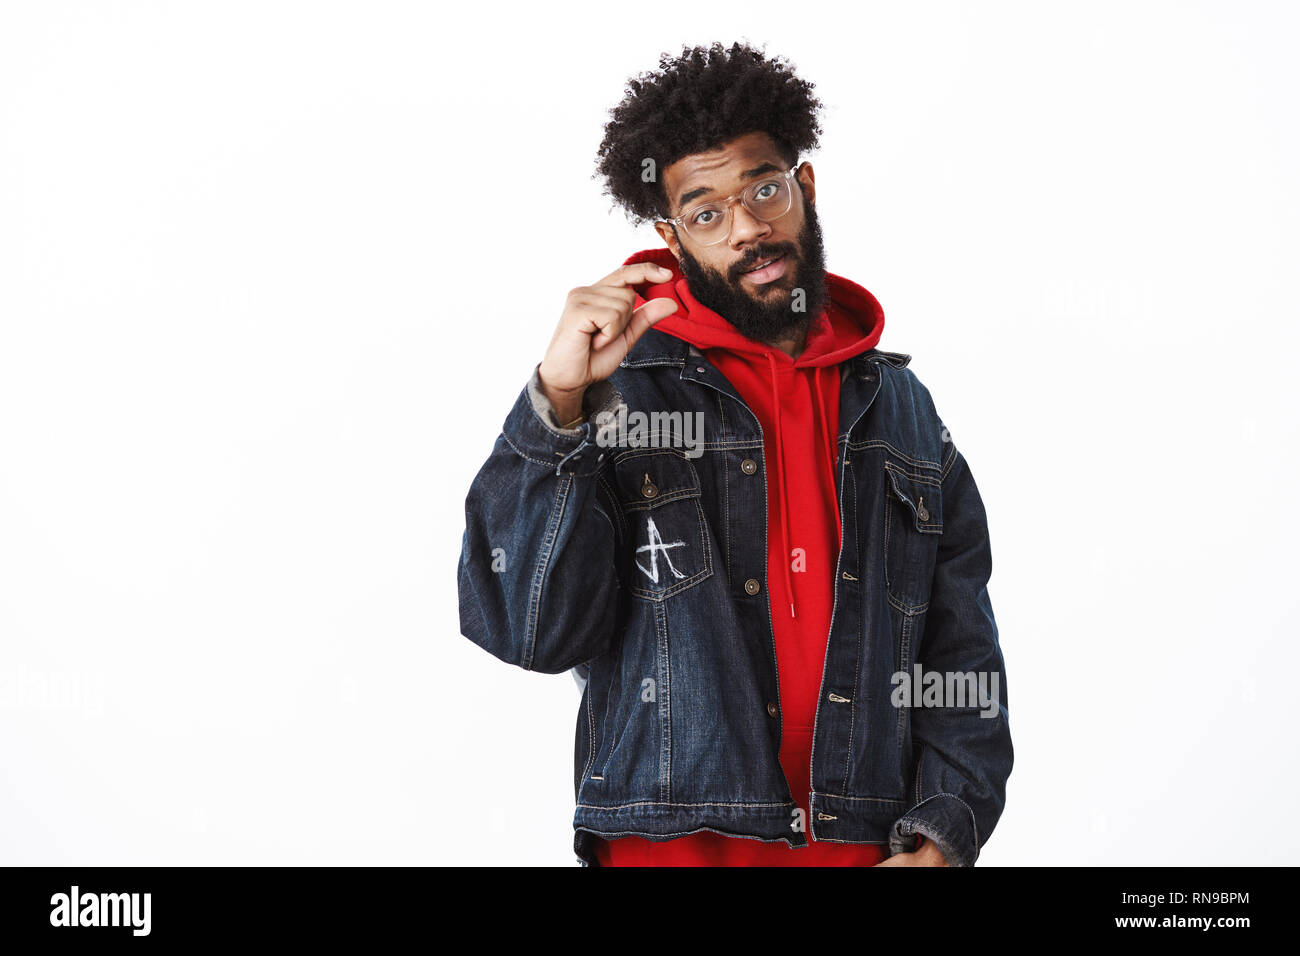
<box><xmin>675</xmin><ymin>161</ymin><xmax>785</xmax><ymax>212</ymax></box>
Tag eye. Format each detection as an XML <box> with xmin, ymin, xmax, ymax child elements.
<box><xmin>753</xmin><ymin>182</ymin><xmax>780</xmax><ymax>202</ymax></box>
<box><xmin>691</xmin><ymin>207</ymin><xmax>720</xmax><ymax>226</ymax></box>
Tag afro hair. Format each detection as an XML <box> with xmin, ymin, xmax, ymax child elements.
<box><xmin>594</xmin><ymin>41</ymin><xmax>825</xmax><ymax>227</ymax></box>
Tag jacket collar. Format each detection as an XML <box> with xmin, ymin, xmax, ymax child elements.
<box><xmin>620</xmin><ymin>328</ymin><xmax>911</xmax><ymax>374</ymax></box>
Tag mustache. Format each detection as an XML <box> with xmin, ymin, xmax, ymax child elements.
<box><xmin>732</xmin><ymin>247</ymin><xmax>794</xmax><ymax>278</ymax></box>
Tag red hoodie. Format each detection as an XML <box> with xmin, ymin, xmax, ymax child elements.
<box><xmin>593</xmin><ymin>248</ymin><xmax>915</xmax><ymax>866</ymax></box>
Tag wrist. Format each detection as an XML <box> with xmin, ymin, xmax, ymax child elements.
<box><xmin>537</xmin><ymin>368</ymin><xmax>587</xmax><ymax>425</ymax></box>
<box><xmin>914</xmin><ymin>837</ymin><xmax>950</xmax><ymax>866</ymax></box>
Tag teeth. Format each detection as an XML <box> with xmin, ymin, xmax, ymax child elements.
<box><xmin>748</xmin><ymin>257</ymin><xmax>778</xmax><ymax>273</ymax></box>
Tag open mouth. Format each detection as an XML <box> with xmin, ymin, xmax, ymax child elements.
<box><xmin>741</xmin><ymin>254</ymin><xmax>788</xmax><ymax>285</ymax></box>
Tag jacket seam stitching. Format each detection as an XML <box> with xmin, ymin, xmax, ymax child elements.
<box><xmin>502</xmin><ymin>431</ymin><xmax>580</xmax><ymax>469</ymax></box>
<box><xmin>887</xmin><ymin>592</ymin><xmax>930</xmax><ymax>616</ymax></box>
<box><xmin>883</xmin><ymin>461</ymin><xmax>944</xmax><ymax>489</ymax></box>
<box><xmin>654</xmin><ymin>600</ymin><xmax>672</xmax><ymax>802</ymax></box>
<box><xmin>577</xmin><ymin>800</ymin><xmax>793</xmax><ymax>809</ymax></box>
<box><xmin>897</xmin><ymin>613</ymin><xmax>913</xmax><ymax>759</ymax></box>
<box><xmin>844</xmin><ymin>439</ymin><xmax>942</xmax><ymax>470</ymax></box>
<box><xmin>940</xmin><ymin>441</ymin><xmax>959</xmax><ymax>482</ymax></box>
<box><xmin>620</xmin><ymin>358</ymin><xmax>685</xmax><ymax>369</ymax></box>
<box><xmin>842</xmin><ymin>457</ymin><xmax>860</xmax><ymax>794</ymax></box>
<box><xmin>811</xmin><ymin>792</ymin><xmax>908</xmax><ymax>804</ymax></box>
<box><xmin>904</xmin><ymin>791</ymin><xmax>980</xmax><ymax>854</ymax></box>
<box><xmin>523</xmin><ymin>473</ymin><xmax>572</xmax><ymax>670</ymax></box>
<box><xmin>595</xmin><ymin>474</ymin><xmax>627</xmax><ymax>543</ymax></box>
<box><xmin>580</xmin><ymin>673</ymin><xmax>597</xmax><ymax>786</ymax></box>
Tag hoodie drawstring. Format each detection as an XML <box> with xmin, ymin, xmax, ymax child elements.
<box><xmin>813</xmin><ymin>367</ymin><xmax>842</xmax><ymax>554</ymax></box>
<box><xmin>766</xmin><ymin>361</ymin><xmax>841</xmax><ymax>620</ymax></box>
<box><xmin>765</xmin><ymin>352</ymin><xmax>796</xmax><ymax>619</ymax></box>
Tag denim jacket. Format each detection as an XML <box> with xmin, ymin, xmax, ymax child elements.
<box><xmin>457</xmin><ymin>329</ymin><xmax>1012</xmax><ymax>866</ymax></box>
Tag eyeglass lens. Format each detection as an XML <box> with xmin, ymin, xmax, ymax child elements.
<box><xmin>681</xmin><ymin>176</ymin><xmax>792</xmax><ymax>244</ymax></box>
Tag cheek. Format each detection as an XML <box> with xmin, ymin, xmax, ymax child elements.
<box><xmin>707</xmin><ymin>258</ymin><xmax>741</xmax><ymax>282</ymax></box>
<box><xmin>705</xmin><ymin>252</ymin><xmax>734</xmax><ymax>273</ymax></box>
<box><xmin>786</xmin><ymin>223</ymin><xmax>806</xmax><ymax>252</ymax></box>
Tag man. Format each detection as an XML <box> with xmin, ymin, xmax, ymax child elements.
<box><xmin>457</xmin><ymin>41</ymin><xmax>1012</xmax><ymax>866</ymax></box>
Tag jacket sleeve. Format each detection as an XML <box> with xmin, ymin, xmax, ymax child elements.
<box><xmin>888</xmin><ymin>438</ymin><xmax>1013</xmax><ymax>866</ymax></box>
<box><xmin>457</xmin><ymin>366</ymin><xmax>626</xmax><ymax>675</ymax></box>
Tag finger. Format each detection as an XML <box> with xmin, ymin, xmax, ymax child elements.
<box><xmin>593</xmin><ymin>261</ymin><xmax>674</xmax><ymax>289</ymax></box>
<box><xmin>594</xmin><ymin>296</ymin><xmax>677</xmax><ymax>355</ymax></box>
<box><xmin>569</xmin><ymin>288</ymin><xmax>636</xmax><ymax>318</ymax></box>
<box><xmin>579</xmin><ymin>304</ymin><xmax>630</xmax><ymax>347</ymax></box>
<box><xmin>582</xmin><ymin>290</ymin><xmax>650</xmax><ymax>347</ymax></box>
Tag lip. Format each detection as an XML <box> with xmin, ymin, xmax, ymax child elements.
<box><xmin>741</xmin><ymin>253</ymin><xmax>788</xmax><ymax>285</ymax></box>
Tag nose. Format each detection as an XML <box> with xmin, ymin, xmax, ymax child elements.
<box><xmin>728</xmin><ymin>201</ymin><xmax>771</xmax><ymax>251</ymax></box>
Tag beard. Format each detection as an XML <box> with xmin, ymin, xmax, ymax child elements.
<box><xmin>675</xmin><ymin>194</ymin><xmax>829</xmax><ymax>345</ymax></box>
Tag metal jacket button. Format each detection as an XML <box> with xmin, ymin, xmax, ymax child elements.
<box><xmin>766</xmin><ymin>701</ymin><xmax>778</xmax><ymax>718</ymax></box>
<box><xmin>641</xmin><ymin>473</ymin><xmax>658</xmax><ymax>499</ymax></box>
<box><xmin>740</xmin><ymin>458</ymin><xmax>757</xmax><ymax>475</ymax></box>
<box><xmin>744</xmin><ymin>578</ymin><xmax>761</xmax><ymax>595</ymax></box>
<box><xmin>916</xmin><ymin>496</ymin><xmax>929</xmax><ymax>522</ymax></box>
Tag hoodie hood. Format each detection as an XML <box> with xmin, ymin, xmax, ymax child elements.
<box><xmin>622</xmin><ymin>246</ymin><xmax>885</xmax><ymax>622</ymax></box>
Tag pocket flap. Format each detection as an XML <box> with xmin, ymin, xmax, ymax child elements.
<box><xmin>612</xmin><ymin>450</ymin><xmax>701</xmax><ymax>510</ymax></box>
<box><xmin>884</xmin><ymin>464</ymin><xmax>942</xmax><ymax>533</ymax></box>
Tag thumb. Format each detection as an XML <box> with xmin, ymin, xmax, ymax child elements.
<box><xmin>623</xmin><ymin>296</ymin><xmax>679</xmax><ymax>348</ymax></box>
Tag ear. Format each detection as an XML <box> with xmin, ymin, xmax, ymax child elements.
<box><xmin>653</xmin><ymin>220</ymin><xmax>684</xmax><ymax>264</ymax></box>
<box><xmin>796</xmin><ymin>162</ymin><xmax>816</xmax><ymax>206</ymax></box>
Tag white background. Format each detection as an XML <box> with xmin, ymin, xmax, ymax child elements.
<box><xmin>1</xmin><ymin>1</ymin><xmax>1296</xmax><ymax>866</ymax></box>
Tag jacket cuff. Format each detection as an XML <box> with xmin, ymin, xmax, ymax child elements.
<box><xmin>888</xmin><ymin>793</ymin><xmax>979</xmax><ymax>867</ymax></box>
<box><xmin>503</xmin><ymin>366</ymin><xmax>621</xmax><ymax>476</ymax></box>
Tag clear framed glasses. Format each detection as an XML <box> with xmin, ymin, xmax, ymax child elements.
<box><xmin>666</xmin><ymin>165</ymin><xmax>801</xmax><ymax>246</ymax></box>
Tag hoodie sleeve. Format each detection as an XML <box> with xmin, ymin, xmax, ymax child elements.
<box><xmin>887</xmin><ymin>436</ymin><xmax>1013</xmax><ymax>867</ymax></box>
<box><xmin>457</xmin><ymin>367</ymin><xmax>626</xmax><ymax>674</ymax></box>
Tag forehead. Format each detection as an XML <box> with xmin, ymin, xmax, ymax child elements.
<box><xmin>663</xmin><ymin>131</ymin><xmax>785</xmax><ymax>209</ymax></box>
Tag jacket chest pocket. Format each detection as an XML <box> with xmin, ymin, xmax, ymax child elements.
<box><xmin>883</xmin><ymin>462</ymin><xmax>943</xmax><ymax>610</ymax></box>
<box><xmin>612</xmin><ymin>450</ymin><xmax>713</xmax><ymax>600</ymax></box>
